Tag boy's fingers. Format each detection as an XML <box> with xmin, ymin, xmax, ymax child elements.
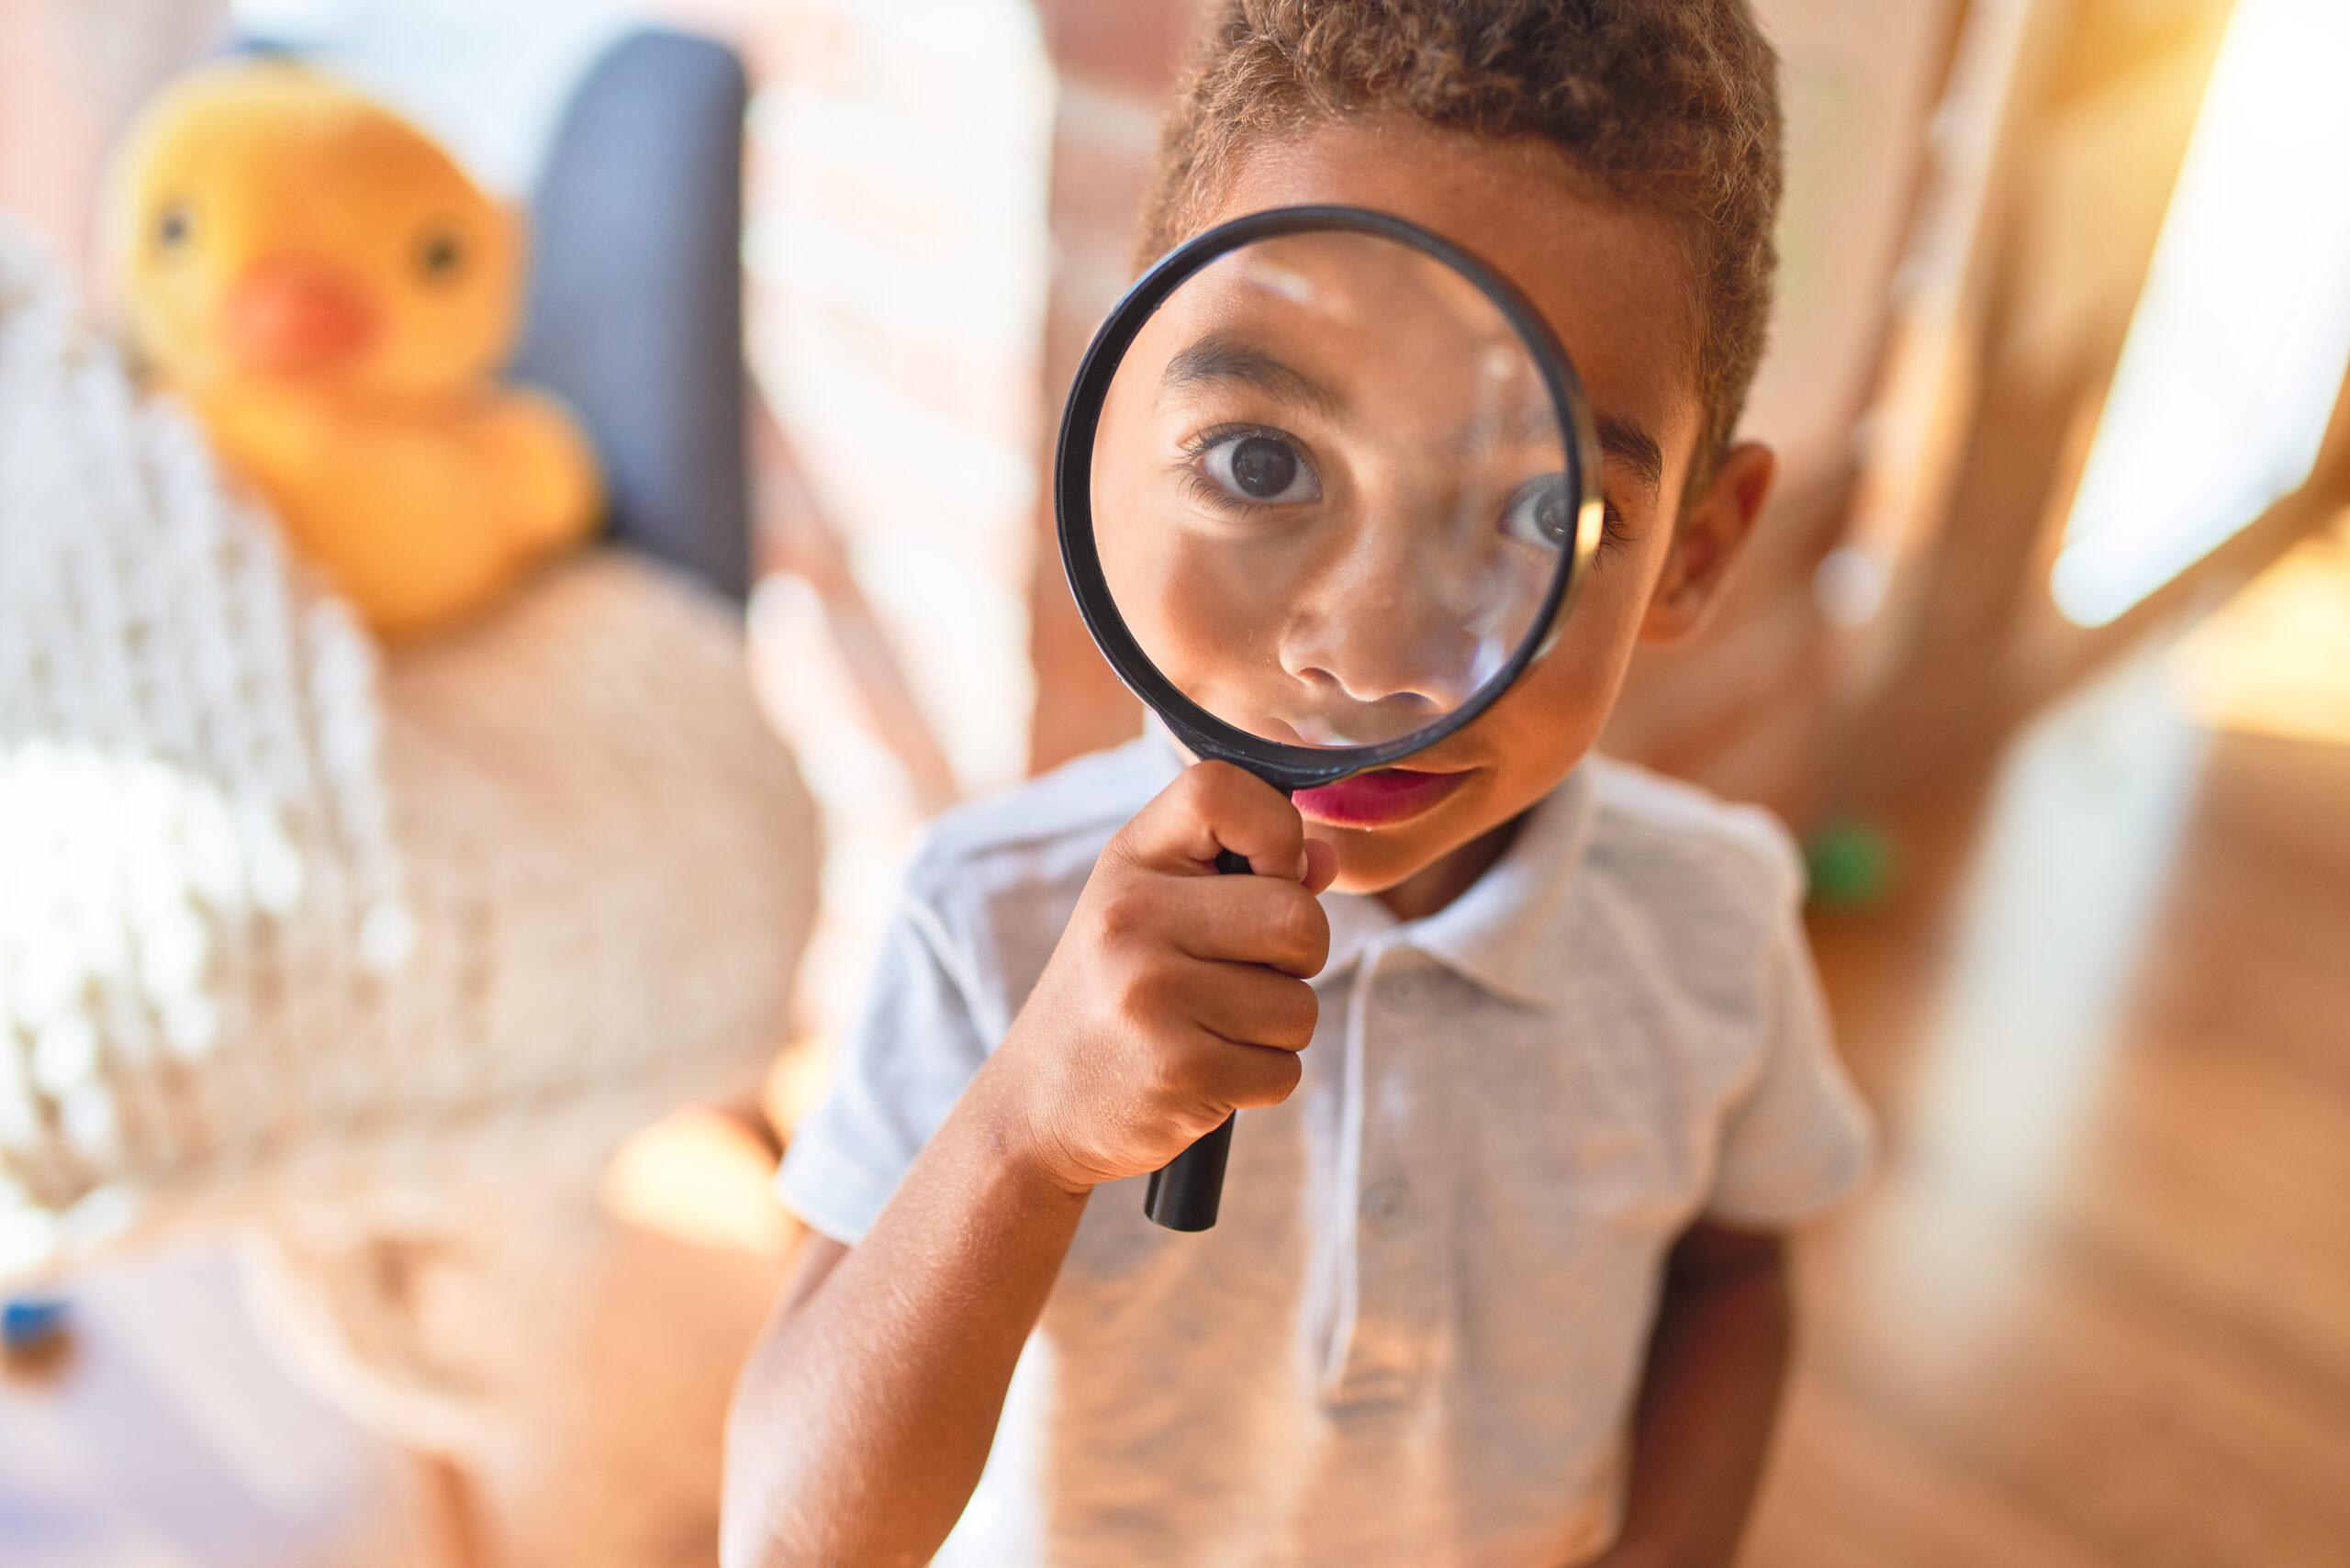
<box><xmin>1167</xmin><ymin>1028</ymin><xmax>1305</xmax><ymax>1114</ymax></box>
<box><xmin>1117</xmin><ymin>761</ymin><xmax>1307</xmax><ymax>880</ymax></box>
<box><xmin>1128</xmin><ymin>873</ymin><xmax>1326</xmax><ymax>977</ymax></box>
<box><xmin>1215</xmin><ymin>1040</ymin><xmax>1305</xmax><ymax>1111</ymax></box>
<box><xmin>1185</xmin><ymin>964</ymin><xmax>1319</xmax><ymax>1053</ymax></box>
<box><xmin>1111</xmin><ymin>948</ymin><xmax>1318</xmax><ymax>1047</ymax></box>
<box><xmin>1301</xmin><ymin>838</ymin><xmax>1339</xmax><ymax>895</ymax></box>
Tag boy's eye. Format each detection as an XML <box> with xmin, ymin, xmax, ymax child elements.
<box><xmin>154</xmin><ymin>202</ymin><xmax>195</xmax><ymax>252</ymax></box>
<box><xmin>1498</xmin><ymin>474</ymin><xmax>1573</xmax><ymax>550</ymax></box>
<box><xmin>1196</xmin><ymin>431</ymin><xmax>1321</xmax><ymax>507</ymax></box>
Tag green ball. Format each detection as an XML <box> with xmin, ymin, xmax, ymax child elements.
<box><xmin>1805</xmin><ymin>819</ymin><xmax>1897</xmax><ymax>910</ymax></box>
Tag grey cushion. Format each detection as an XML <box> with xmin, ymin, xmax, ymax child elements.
<box><xmin>509</xmin><ymin>28</ymin><xmax>752</xmax><ymax>602</ymax></box>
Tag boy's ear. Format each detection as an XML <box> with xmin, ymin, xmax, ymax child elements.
<box><xmin>1640</xmin><ymin>440</ymin><xmax>1775</xmax><ymax>644</ymax></box>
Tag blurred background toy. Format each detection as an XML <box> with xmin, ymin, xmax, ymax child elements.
<box><xmin>106</xmin><ymin>59</ymin><xmax>599</xmax><ymax>636</ymax></box>
<box><xmin>1803</xmin><ymin>815</ymin><xmax>1900</xmax><ymax>912</ymax></box>
<box><xmin>2</xmin><ymin>21</ymin><xmax>826</xmax><ymax>1565</ymax></box>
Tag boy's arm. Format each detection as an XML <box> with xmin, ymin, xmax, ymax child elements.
<box><xmin>721</xmin><ymin>1081</ymin><xmax>1091</xmax><ymax>1568</ymax></box>
<box><xmin>1583</xmin><ymin>1221</ymin><xmax>1793</xmax><ymax>1568</ymax></box>
<box><xmin>720</xmin><ymin>764</ymin><xmax>1336</xmax><ymax>1568</ymax></box>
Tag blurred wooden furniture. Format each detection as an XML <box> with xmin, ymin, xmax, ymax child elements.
<box><xmin>1815</xmin><ymin>0</ymin><xmax>2350</xmax><ymax>813</ymax></box>
<box><xmin>1745</xmin><ymin>665</ymin><xmax>2350</xmax><ymax>1566</ymax></box>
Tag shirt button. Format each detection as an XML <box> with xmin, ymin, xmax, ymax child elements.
<box><xmin>1360</xmin><ymin>1178</ymin><xmax>1412</xmax><ymax>1232</ymax></box>
<box><xmin>1375</xmin><ymin>970</ymin><xmax>1428</xmax><ymax>1014</ymax></box>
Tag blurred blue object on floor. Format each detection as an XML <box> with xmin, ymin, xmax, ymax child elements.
<box><xmin>0</xmin><ymin>1246</ymin><xmax>417</xmax><ymax>1568</ymax></box>
<box><xmin>2</xmin><ymin>1296</ymin><xmax>69</xmax><ymax>1352</ymax></box>
<box><xmin>2</xmin><ymin>1296</ymin><xmax>73</xmax><ymax>1383</ymax></box>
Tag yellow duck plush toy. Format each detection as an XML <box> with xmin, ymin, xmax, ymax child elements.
<box><xmin>107</xmin><ymin>60</ymin><xmax>600</xmax><ymax>637</ymax></box>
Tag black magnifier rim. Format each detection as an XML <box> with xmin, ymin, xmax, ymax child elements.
<box><xmin>1056</xmin><ymin>204</ymin><xmax>1604</xmax><ymax>792</ymax></box>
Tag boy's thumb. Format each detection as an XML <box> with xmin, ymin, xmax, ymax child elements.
<box><xmin>1301</xmin><ymin>837</ymin><xmax>1340</xmax><ymax>895</ymax></box>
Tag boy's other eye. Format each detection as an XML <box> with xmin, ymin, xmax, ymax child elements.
<box><xmin>154</xmin><ymin>201</ymin><xmax>195</xmax><ymax>253</ymax></box>
<box><xmin>1499</xmin><ymin>474</ymin><xmax>1573</xmax><ymax>550</ymax></box>
<box><xmin>1196</xmin><ymin>431</ymin><xmax>1320</xmax><ymax>506</ymax></box>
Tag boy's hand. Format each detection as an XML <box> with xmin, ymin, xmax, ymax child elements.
<box><xmin>982</xmin><ymin>761</ymin><xmax>1339</xmax><ymax>1195</ymax></box>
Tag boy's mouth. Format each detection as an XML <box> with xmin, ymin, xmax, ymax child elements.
<box><xmin>1294</xmin><ymin>767</ymin><xmax>1472</xmax><ymax>829</ymax></box>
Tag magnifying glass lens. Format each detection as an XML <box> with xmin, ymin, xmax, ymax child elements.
<box><xmin>1090</xmin><ymin>228</ymin><xmax>1575</xmax><ymax>754</ymax></box>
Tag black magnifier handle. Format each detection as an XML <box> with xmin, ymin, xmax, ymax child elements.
<box><xmin>1143</xmin><ymin>1112</ymin><xmax>1235</xmax><ymax>1232</ymax></box>
<box><xmin>1142</xmin><ymin>844</ymin><xmax>1259</xmax><ymax>1231</ymax></box>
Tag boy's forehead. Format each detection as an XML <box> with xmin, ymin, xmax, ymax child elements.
<box><xmin>1207</xmin><ymin>118</ymin><xmax>1704</xmax><ymax>490</ymax></box>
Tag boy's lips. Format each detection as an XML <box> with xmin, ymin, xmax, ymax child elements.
<box><xmin>1294</xmin><ymin>767</ymin><xmax>1472</xmax><ymax>829</ymax></box>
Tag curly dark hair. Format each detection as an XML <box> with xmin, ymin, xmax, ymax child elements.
<box><xmin>1139</xmin><ymin>0</ymin><xmax>1784</xmax><ymax>469</ymax></box>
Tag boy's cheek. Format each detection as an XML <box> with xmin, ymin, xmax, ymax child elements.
<box><xmin>1490</xmin><ymin>615</ymin><xmax>1641</xmax><ymax>766</ymax></box>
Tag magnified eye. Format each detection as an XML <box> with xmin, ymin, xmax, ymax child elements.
<box><xmin>417</xmin><ymin>229</ymin><xmax>464</xmax><ymax>283</ymax></box>
<box><xmin>1196</xmin><ymin>431</ymin><xmax>1321</xmax><ymax>506</ymax></box>
<box><xmin>1499</xmin><ymin>474</ymin><xmax>1574</xmax><ymax>550</ymax></box>
<box><xmin>154</xmin><ymin>202</ymin><xmax>195</xmax><ymax>252</ymax></box>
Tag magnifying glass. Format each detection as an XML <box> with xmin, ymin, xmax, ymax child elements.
<box><xmin>1056</xmin><ymin>206</ymin><xmax>1603</xmax><ymax>1231</ymax></box>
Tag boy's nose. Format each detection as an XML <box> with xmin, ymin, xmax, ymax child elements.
<box><xmin>1276</xmin><ymin>522</ymin><xmax>1503</xmax><ymax>740</ymax></box>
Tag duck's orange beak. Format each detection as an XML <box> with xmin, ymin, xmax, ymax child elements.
<box><xmin>219</xmin><ymin>255</ymin><xmax>377</xmax><ymax>374</ymax></box>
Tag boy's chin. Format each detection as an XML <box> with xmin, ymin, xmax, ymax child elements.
<box><xmin>1315</xmin><ymin>823</ymin><xmax>1477</xmax><ymax>898</ymax></box>
<box><xmin>1310</xmin><ymin>778</ymin><xmax>1547</xmax><ymax>906</ymax></box>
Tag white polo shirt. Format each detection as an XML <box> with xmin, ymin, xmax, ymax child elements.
<box><xmin>778</xmin><ymin>735</ymin><xmax>1873</xmax><ymax>1567</ymax></box>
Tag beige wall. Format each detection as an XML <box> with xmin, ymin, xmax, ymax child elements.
<box><xmin>1024</xmin><ymin>0</ymin><xmax>1198</xmax><ymax>774</ymax></box>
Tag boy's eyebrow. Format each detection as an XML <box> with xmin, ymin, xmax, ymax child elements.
<box><xmin>1158</xmin><ymin>334</ymin><xmax>1344</xmax><ymax>417</ymax></box>
<box><xmin>1596</xmin><ymin>415</ymin><xmax>1664</xmax><ymax>497</ymax></box>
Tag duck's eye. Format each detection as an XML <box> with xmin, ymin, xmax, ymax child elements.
<box><xmin>154</xmin><ymin>203</ymin><xmax>194</xmax><ymax>252</ymax></box>
<box><xmin>417</xmin><ymin>230</ymin><xmax>464</xmax><ymax>282</ymax></box>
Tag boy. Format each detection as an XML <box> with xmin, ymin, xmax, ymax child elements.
<box><xmin>724</xmin><ymin>3</ymin><xmax>1873</xmax><ymax>1563</ymax></box>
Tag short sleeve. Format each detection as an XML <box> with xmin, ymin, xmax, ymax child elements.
<box><xmin>1704</xmin><ymin>902</ymin><xmax>1876</xmax><ymax>1229</ymax></box>
<box><xmin>776</xmin><ymin>897</ymin><xmax>990</xmax><ymax>1244</ymax></box>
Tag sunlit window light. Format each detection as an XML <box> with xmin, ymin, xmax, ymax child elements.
<box><xmin>2051</xmin><ymin>0</ymin><xmax>2350</xmax><ymax>628</ymax></box>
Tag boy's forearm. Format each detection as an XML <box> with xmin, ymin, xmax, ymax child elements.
<box><xmin>721</xmin><ymin>1061</ymin><xmax>1091</xmax><ymax>1568</ymax></box>
<box><xmin>1589</xmin><ymin>1224</ymin><xmax>1792</xmax><ymax>1568</ymax></box>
